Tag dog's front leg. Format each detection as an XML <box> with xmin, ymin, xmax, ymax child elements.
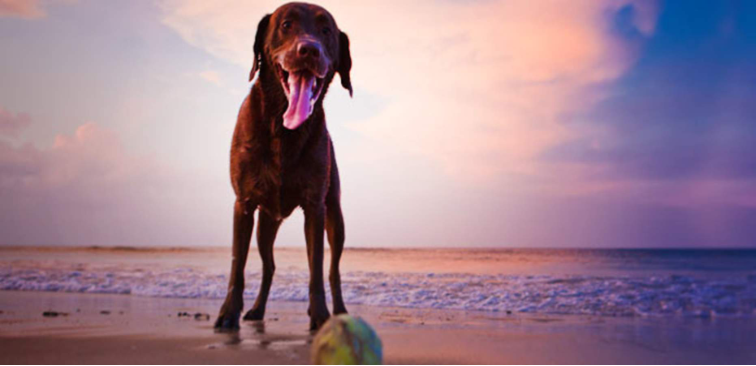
<box><xmin>304</xmin><ymin>203</ymin><xmax>330</xmax><ymax>330</ymax></box>
<box><xmin>214</xmin><ymin>199</ymin><xmax>255</xmax><ymax>332</ymax></box>
<box><xmin>244</xmin><ymin>209</ymin><xmax>282</xmax><ymax>321</ymax></box>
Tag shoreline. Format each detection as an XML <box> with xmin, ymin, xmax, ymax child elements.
<box><xmin>1</xmin><ymin>291</ymin><xmax>754</xmax><ymax>364</ymax></box>
<box><xmin>3</xmin><ymin>245</ymin><xmax>755</xmax><ymax>319</ymax></box>
<box><xmin>3</xmin><ymin>245</ymin><xmax>756</xmax><ymax>250</ymax></box>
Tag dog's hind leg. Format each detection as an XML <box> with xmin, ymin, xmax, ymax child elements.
<box><xmin>244</xmin><ymin>209</ymin><xmax>281</xmax><ymax>321</ymax></box>
<box><xmin>326</xmin><ymin>198</ymin><xmax>347</xmax><ymax>315</ymax></box>
<box><xmin>215</xmin><ymin>199</ymin><xmax>255</xmax><ymax>332</ymax></box>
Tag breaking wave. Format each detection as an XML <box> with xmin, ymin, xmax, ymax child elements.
<box><xmin>2</xmin><ymin>266</ymin><xmax>755</xmax><ymax>318</ymax></box>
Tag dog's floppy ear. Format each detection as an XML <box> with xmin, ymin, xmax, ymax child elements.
<box><xmin>337</xmin><ymin>31</ymin><xmax>353</xmax><ymax>97</ymax></box>
<box><xmin>249</xmin><ymin>14</ymin><xmax>271</xmax><ymax>82</ymax></box>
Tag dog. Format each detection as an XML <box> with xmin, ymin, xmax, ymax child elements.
<box><xmin>214</xmin><ymin>2</ymin><xmax>352</xmax><ymax>332</ymax></box>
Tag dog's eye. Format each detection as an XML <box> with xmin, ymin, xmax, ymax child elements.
<box><xmin>281</xmin><ymin>20</ymin><xmax>292</xmax><ymax>30</ymax></box>
<box><xmin>322</xmin><ymin>27</ymin><xmax>331</xmax><ymax>36</ymax></box>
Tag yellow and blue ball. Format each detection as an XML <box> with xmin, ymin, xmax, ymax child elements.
<box><xmin>311</xmin><ymin>314</ymin><xmax>383</xmax><ymax>365</ymax></box>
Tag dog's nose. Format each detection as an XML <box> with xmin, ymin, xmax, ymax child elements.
<box><xmin>297</xmin><ymin>41</ymin><xmax>320</xmax><ymax>59</ymax></box>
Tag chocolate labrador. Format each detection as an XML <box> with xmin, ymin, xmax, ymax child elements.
<box><xmin>214</xmin><ymin>2</ymin><xmax>352</xmax><ymax>332</ymax></box>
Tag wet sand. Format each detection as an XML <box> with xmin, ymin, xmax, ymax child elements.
<box><xmin>1</xmin><ymin>291</ymin><xmax>754</xmax><ymax>364</ymax></box>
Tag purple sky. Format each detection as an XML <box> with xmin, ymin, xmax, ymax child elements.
<box><xmin>1</xmin><ymin>0</ymin><xmax>755</xmax><ymax>248</ymax></box>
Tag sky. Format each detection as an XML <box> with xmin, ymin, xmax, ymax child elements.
<box><xmin>1</xmin><ymin>0</ymin><xmax>755</xmax><ymax>248</ymax></box>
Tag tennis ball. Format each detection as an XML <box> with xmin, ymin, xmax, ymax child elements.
<box><xmin>311</xmin><ymin>314</ymin><xmax>383</xmax><ymax>365</ymax></box>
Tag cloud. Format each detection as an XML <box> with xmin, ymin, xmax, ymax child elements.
<box><xmin>0</xmin><ymin>122</ymin><xmax>157</xmax><ymax>192</ymax></box>
<box><xmin>5</xmin><ymin>1</ymin><xmax>754</xmax><ymax>248</ymax></box>
<box><xmin>0</xmin><ymin>122</ymin><xmax>163</xmax><ymax>242</ymax></box>
<box><xmin>0</xmin><ymin>0</ymin><xmax>45</xmax><ymax>19</ymax></box>
<box><xmin>0</xmin><ymin>119</ymin><xmax>230</xmax><ymax>246</ymax></box>
<box><xmin>0</xmin><ymin>0</ymin><xmax>76</xmax><ymax>20</ymax></box>
<box><xmin>339</xmin><ymin>0</ymin><xmax>659</xmax><ymax>180</ymax></box>
<box><xmin>159</xmin><ymin>0</ymin><xmax>659</xmax><ymax>182</ymax></box>
<box><xmin>198</xmin><ymin>70</ymin><xmax>221</xmax><ymax>86</ymax></box>
<box><xmin>0</xmin><ymin>107</ymin><xmax>31</xmax><ymax>137</ymax></box>
<box><xmin>538</xmin><ymin>12</ymin><xmax>756</xmax><ymax>209</ymax></box>
<box><xmin>164</xmin><ymin>0</ymin><xmax>756</xmax><ymax>248</ymax></box>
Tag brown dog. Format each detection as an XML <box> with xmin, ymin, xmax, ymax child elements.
<box><xmin>214</xmin><ymin>2</ymin><xmax>352</xmax><ymax>332</ymax></box>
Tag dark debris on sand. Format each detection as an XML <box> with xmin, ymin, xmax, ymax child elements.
<box><xmin>43</xmin><ymin>311</ymin><xmax>69</xmax><ymax>317</ymax></box>
<box><xmin>177</xmin><ymin>312</ymin><xmax>210</xmax><ymax>321</ymax></box>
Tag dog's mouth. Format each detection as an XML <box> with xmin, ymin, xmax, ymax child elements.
<box><xmin>276</xmin><ymin>63</ymin><xmax>325</xmax><ymax>130</ymax></box>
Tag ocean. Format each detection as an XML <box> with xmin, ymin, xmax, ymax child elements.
<box><xmin>1</xmin><ymin>247</ymin><xmax>755</xmax><ymax>318</ymax></box>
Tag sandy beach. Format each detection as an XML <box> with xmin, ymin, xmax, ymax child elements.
<box><xmin>1</xmin><ymin>247</ymin><xmax>755</xmax><ymax>364</ymax></box>
<box><xmin>1</xmin><ymin>290</ymin><xmax>754</xmax><ymax>364</ymax></box>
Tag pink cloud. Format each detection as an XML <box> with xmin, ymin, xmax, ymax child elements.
<box><xmin>0</xmin><ymin>107</ymin><xmax>31</xmax><ymax>137</ymax></box>
<box><xmin>0</xmin><ymin>0</ymin><xmax>77</xmax><ymax>20</ymax></box>
<box><xmin>0</xmin><ymin>122</ymin><xmax>165</xmax><ymax>212</ymax></box>
<box><xmin>0</xmin><ymin>121</ymin><xmax>230</xmax><ymax>246</ymax></box>
<box><xmin>160</xmin><ymin>0</ymin><xmax>660</xmax><ymax>184</ymax></box>
<box><xmin>0</xmin><ymin>0</ymin><xmax>45</xmax><ymax>19</ymax></box>
<box><xmin>198</xmin><ymin>70</ymin><xmax>221</xmax><ymax>86</ymax></box>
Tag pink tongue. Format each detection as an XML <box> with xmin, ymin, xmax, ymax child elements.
<box><xmin>283</xmin><ymin>72</ymin><xmax>315</xmax><ymax>130</ymax></box>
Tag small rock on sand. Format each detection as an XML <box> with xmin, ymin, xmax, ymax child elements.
<box><xmin>194</xmin><ymin>313</ymin><xmax>210</xmax><ymax>321</ymax></box>
<box><xmin>43</xmin><ymin>311</ymin><xmax>69</xmax><ymax>317</ymax></box>
<box><xmin>176</xmin><ymin>312</ymin><xmax>210</xmax><ymax>320</ymax></box>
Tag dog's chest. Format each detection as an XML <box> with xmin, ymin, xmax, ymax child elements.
<box><xmin>254</xmin><ymin>137</ymin><xmax>327</xmax><ymax>219</ymax></box>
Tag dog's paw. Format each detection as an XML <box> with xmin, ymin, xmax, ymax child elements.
<box><xmin>214</xmin><ymin>311</ymin><xmax>241</xmax><ymax>332</ymax></box>
<box><xmin>309</xmin><ymin>305</ymin><xmax>331</xmax><ymax>330</ymax></box>
<box><xmin>333</xmin><ymin>304</ymin><xmax>348</xmax><ymax>315</ymax></box>
<box><xmin>243</xmin><ymin>306</ymin><xmax>265</xmax><ymax>321</ymax></box>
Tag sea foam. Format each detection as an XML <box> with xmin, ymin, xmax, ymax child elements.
<box><xmin>1</xmin><ymin>265</ymin><xmax>755</xmax><ymax>318</ymax></box>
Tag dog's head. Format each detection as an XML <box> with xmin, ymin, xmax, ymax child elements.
<box><xmin>250</xmin><ymin>2</ymin><xmax>352</xmax><ymax>130</ymax></box>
